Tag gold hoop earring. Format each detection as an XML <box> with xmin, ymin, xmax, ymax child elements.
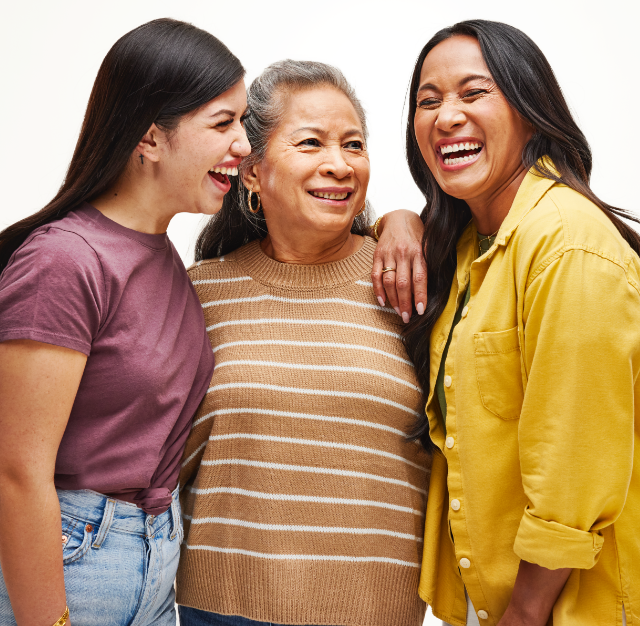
<box><xmin>356</xmin><ymin>201</ymin><xmax>366</xmax><ymax>217</ymax></box>
<box><xmin>247</xmin><ymin>189</ymin><xmax>261</xmax><ymax>214</ymax></box>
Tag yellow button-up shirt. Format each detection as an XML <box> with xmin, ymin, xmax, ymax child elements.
<box><xmin>419</xmin><ymin>166</ymin><xmax>640</xmax><ymax>626</ymax></box>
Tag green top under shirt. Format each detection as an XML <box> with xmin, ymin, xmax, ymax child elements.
<box><xmin>435</xmin><ymin>235</ymin><xmax>496</xmax><ymax>433</ymax></box>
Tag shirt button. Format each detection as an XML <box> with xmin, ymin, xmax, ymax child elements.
<box><xmin>478</xmin><ymin>610</ymin><xmax>489</xmax><ymax>620</ymax></box>
<box><xmin>460</xmin><ymin>558</ymin><xmax>471</xmax><ymax>569</ymax></box>
<box><xmin>85</xmin><ymin>524</ymin><xmax>93</xmax><ymax>533</ymax></box>
<box><xmin>62</xmin><ymin>536</ymin><xmax>68</xmax><ymax>544</ymax></box>
<box><xmin>444</xmin><ymin>375</ymin><xmax>452</xmax><ymax>388</ymax></box>
<box><xmin>461</xmin><ymin>306</ymin><xmax>469</xmax><ymax>318</ymax></box>
<box><xmin>451</xmin><ymin>499</ymin><xmax>461</xmax><ymax>511</ymax></box>
<box><xmin>446</xmin><ymin>436</ymin><xmax>455</xmax><ymax>449</ymax></box>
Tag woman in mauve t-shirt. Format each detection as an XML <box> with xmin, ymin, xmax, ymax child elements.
<box><xmin>0</xmin><ymin>19</ymin><xmax>250</xmax><ymax>626</ymax></box>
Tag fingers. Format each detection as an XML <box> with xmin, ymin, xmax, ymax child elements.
<box><xmin>394</xmin><ymin>254</ymin><xmax>413</xmax><ymax>323</ymax></box>
<box><xmin>382</xmin><ymin>266</ymin><xmax>400</xmax><ymax>315</ymax></box>
<box><xmin>412</xmin><ymin>250</ymin><xmax>428</xmax><ymax>315</ymax></box>
<box><xmin>371</xmin><ymin>250</ymin><xmax>387</xmax><ymax>309</ymax></box>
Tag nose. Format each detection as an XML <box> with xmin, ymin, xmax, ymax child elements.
<box><xmin>435</xmin><ymin>99</ymin><xmax>467</xmax><ymax>133</ymax></box>
<box><xmin>231</xmin><ymin>125</ymin><xmax>251</xmax><ymax>157</ymax></box>
<box><xmin>319</xmin><ymin>146</ymin><xmax>353</xmax><ymax>179</ymax></box>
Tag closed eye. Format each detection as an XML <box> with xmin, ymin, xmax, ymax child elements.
<box><xmin>215</xmin><ymin>118</ymin><xmax>234</xmax><ymax>128</ymax></box>
<box><xmin>462</xmin><ymin>89</ymin><xmax>487</xmax><ymax>100</ymax></box>
<box><xmin>417</xmin><ymin>98</ymin><xmax>440</xmax><ymax>109</ymax></box>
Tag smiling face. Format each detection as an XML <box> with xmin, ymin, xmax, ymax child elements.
<box><xmin>413</xmin><ymin>35</ymin><xmax>533</xmax><ymax>209</ymax></box>
<box><xmin>157</xmin><ymin>79</ymin><xmax>251</xmax><ymax>216</ymax></box>
<box><xmin>250</xmin><ymin>85</ymin><xmax>370</xmax><ymax>241</ymax></box>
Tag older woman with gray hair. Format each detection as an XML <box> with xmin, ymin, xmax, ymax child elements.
<box><xmin>176</xmin><ymin>60</ymin><xmax>430</xmax><ymax>626</ymax></box>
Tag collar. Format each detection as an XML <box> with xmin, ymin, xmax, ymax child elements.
<box><xmin>494</xmin><ymin>159</ymin><xmax>558</xmax><ymax>247</ymax></box>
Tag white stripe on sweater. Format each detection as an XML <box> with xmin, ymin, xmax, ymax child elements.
<box><xmin>191</xmin><ymin>407</ymin><xmax>407</xmax><ymax>435</ymax></box>
<box><xmin>198</xmin><ymin>458</ymin><xmax>427</xmax><ymax>495</ymax></box>
<box><xmin>207</xmin><ymin>382</ymin><xmax>419</xmax><ymax>416</ymax></box>
<box><xmin>185</xmin><ymin>485</ymin><xmax>424</xmax><ymax>515</ymax></box>
<box><xmin>181</xmin><ymin>441</ymin><xmax>208</xmax><ymax>467</ymax></box>
<box><xmin>184</xmin><ymin>545</ymin><xmax>420</xmax><ymax>568</ymax></box>
<box><xmin>212</xmin><ymin>340</ymin><xmax>412</xmax><ymax>365</ymax></box>
<box><xmin>201</xmin><ymin>294</ymin><xmax>395</xmax><ymax>313</ymax></box>
<box><xmin>206</xmin><ymin>318</ymin><xmax>400</xmax><ymax>339</ymax></box>
<box><xmin>193</xmin><ymin>276</ymin><xmax>251</xmax><ymax>285</ymax></box>
<box><xmin>188</xmin><ymin>517</ymin><xmax>423</xmax><ymax>542</ymax></box>
<box><xmin>214</xmin><ymin>361</ymin><xmax>420</xmax><ymax>392</ymax></box>
<box><xmin>208</xmin><ymin>434</ymin><xmax>428</xmax><ymax>472</ymax></box>
<box><xmin>355</xmin><ymin>280</ymin><xmax>374</xmax><ymax>287</ymax></box>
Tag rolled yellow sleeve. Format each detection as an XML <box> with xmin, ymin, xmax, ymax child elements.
<box><xmin>516</xmin><ymin>247</ymin><xmax>639</xmax><ymax>571</ymax></box>
<box><xmin>515</xmin><ymin>506</ymin><xmax>604</xmax><ymax>569</ymax></box>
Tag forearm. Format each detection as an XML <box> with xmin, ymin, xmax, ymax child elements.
<box><xmin>0</xmin><ymin>474</ymin><xmax>67</xmax><ymax>625</ymax></box>
<box><xmin>498</xmin><ymin>560</ymin><xmax>571</xmax><ymax>626</ymax></box>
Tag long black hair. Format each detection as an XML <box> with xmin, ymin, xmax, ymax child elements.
<box><xmin>403</xmin><ymin>19</ymin><xmax>640</xmax><ymax>450</ymax></box>
<box><xmin>0</xmin><ymin>18</ymin><xmax>244</xmax><ymax>273</ymax></box>
<box><xmin>195</xmin><ymin>59</ymin><xmax>372</xmax><ymax>261</ymax></box>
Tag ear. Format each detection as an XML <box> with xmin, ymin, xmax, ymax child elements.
<box><xmin>242</xmin><ymin>163</ymin><xmax>261</xmax><ymax>193</ymax></box>
<box><xmin>134</xmin><ymin>123</ymin><xmax>164</xmax><ymax>163</ymax></box>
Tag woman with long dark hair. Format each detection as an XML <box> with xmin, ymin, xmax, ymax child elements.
<box><xmin>0</xmin><ymin>18</ymin><xmax>250</xmax><ymax>626</ymax></box>
<box><xmin>402</xmin><ymin>19</ymin><xmax>640</xmax><ymax>626</ymax></box>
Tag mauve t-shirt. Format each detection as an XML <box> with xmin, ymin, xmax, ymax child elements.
<box><xmin>0</xmin><ymin>204</ymin><xmax>214</xmax><ymax>514</ymax></box>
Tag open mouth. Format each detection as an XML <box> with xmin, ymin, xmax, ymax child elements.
<box><xmin>208</xmin><ymin>165</ymin><xmax>238</xmax><ymax>190</ymax></box>
<box><xmin>308</xmin><ymin>190</ymin><xmax>352</xmax><ymax>202</ymax></box>
<box><xmin>439</xmin><ymin>141</ymin><xmax>484</xmax><ymax>166</ymax></box>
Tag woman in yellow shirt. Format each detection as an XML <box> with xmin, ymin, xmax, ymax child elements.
<box><xmin>401</xmin><ymin>19</ymin><xmax>640</xmax><ymax>626</ymax></box>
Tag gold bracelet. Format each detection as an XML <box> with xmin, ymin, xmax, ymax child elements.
<box><xmin>371</xmin><ymin>215</ymin><xmax>384</xmax><ymax>241</ymax></box>
<box><xmin>52</xmin><ymin>606</ymin><xmax>69</xmax><ymax>626</ymax></box>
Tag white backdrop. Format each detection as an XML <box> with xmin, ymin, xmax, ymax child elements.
<box><xmin>1</xmin><ymin>1</ymin><xmax>636</xmax><ymax>624</ymax></box>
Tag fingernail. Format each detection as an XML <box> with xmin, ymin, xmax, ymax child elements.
<box><xmin>402</xmin><ymin>312</ymin><xmax>410</xmax><ymax>324</ymax></box>
<box><xmin>378</xmin><ymin>296</ymin><xmax>386</xmax><ymax>307</ymax></box>
<box><xmin>416</xmin><ymin>302</ymin><xmax>425</xmax><ymax>315</ymax></box>
<box><xmin>394</xmin><ymin>307</ymin><xmax>401</xmax><ymax>316</ymax></box>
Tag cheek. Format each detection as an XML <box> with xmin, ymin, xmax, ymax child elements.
<box><xmin>414</xmin><ymin>113</ymin><xmax>436</xmax><ymax>165</ymax></box>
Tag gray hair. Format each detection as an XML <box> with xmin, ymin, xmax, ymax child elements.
<box><xmin>194</xmin><ymin>60</ymin><xmax>373</xmax><ymax>261</ymax></box>
<box><xmin>240</xmin><ymin>59</ymin><xmax>372</xmax><ymax>223</ymax></box>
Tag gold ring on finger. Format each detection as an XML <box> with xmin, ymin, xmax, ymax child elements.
<box><xmin>381</xmin><ymin>267</ymin><xmax>397</xmax><ymax>273</ymax></box>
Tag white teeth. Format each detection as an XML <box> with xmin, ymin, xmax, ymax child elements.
<box><xmin>311</xmin><ymin>191</ymin><xmax>349</xmax><ymax>200</ymax></box>
<box><xmin>210</xmin><ymin>166</ymin><xmax>239</xmax><ymax>176</ymax></box>
<box><xmin>441</xmin><ymin>142</ymin><xmax>483</xmax><ymax>155</ymax></box>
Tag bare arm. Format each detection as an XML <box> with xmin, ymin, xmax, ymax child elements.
<box><xmin>497</xmin><ymin>560</ymin><xmax>571</xmax><ymax>626</ymax></box>
<box><xmin>371</xmin><ymin>210</ymin><xmax>426</xmax><ymax>323</ymax></box>
<box><xmin>0</xmin><ymin>339</ymin><xmax>86</xmax><ymax>626</ymax></box>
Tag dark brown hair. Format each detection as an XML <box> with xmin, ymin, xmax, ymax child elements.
<box><xmin>0</xmin><ymin>18</ymin><xmax>244</xmax><ymax>273</ymax></box>
<box><xmin>403</xmin><ymin>19</ymin><xmax>640</xmax><ymax>450</ymax></box>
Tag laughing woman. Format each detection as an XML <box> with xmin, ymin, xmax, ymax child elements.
<box><xmin>177</xmin><ymin>60</ymin><xmax>430</xmax><ymax>626</ymax></box>
<box><xmin>0</xmin><ymin>19</ymin><xmax>250</xmax><ymax>626</ymax></box>
<box><xmin>402</xmin><ymin>19</ymin><xmax>640</xmax><ymax>626</ymax></box>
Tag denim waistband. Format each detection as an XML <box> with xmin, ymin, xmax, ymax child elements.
<box><xmin>56</xmin><ymin>485</ymin><xmax>181</xmax><ymax>540</ymax></box>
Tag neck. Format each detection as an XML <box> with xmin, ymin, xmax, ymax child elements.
<box><xmin>91</xmin><ymin>169</ymin><xmax>176</xmax><ymax>235</ymax></box>
<box><xmin>260</xmin><ymin>229</ymin><xmax>363</xmax><ymax>265</ymax></box>
<box><xmin>466</xmin><ymin>164</ymin><xmax>528</xmax><ymax>235</ymax></box>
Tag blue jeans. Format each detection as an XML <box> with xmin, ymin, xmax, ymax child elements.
<box><xmin>0</xmin><ymin>486</ymin><xmax>183</xmax><ymax>626</ymax></box>
<box><xmin>179</xmin><ymin>607</ymin><xmax>340</xmax><ymax>626</ymax></box>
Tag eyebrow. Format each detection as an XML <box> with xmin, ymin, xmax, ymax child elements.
<box><xmin>209</xmin><ymin>108</ymin><xmax>236</xmax><ymax>118</ymax></box>
<box><xmin>417</xmin><ymin>73</ymin><xmax>494</xmax><ymax>93</ymax></box>
<box><xmin>291</xmin><ymin>126</ymin><xmax>364</xmax><ymax>137</ymax></box>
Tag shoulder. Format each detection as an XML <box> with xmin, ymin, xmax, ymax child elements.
<box><xmin>187</xmin><ymin>245</ymin><xmax>248</xmax><ymax>283</ymax></box>
<box><xmin>513</xmin><ymin>183</ymin><xmax>636</xmax><ymax>281</ymax></box>
<box><xmin>5</xmin><ymin>223</ymin><xmax>103</xmax><ymax>283</ymax></box>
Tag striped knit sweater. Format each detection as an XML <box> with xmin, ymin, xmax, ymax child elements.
<box><xmin>177</xmin><ymin>237</ymin><xmax>430</xmax><ymax>626</ymax></box>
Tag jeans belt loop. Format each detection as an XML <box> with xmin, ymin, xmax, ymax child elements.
<box><xmin>170</xmin><ymin>493</ymin><xmax>180</xmax><ymax>541</ymax></box>
<box><xmin>92</xmin><ymin>498</ymin><xmax>117</xmax><ymax>549</ymax></box>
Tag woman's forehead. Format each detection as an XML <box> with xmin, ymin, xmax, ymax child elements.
<box><xmin>420</xmin><ymin>36</ymin><xmax>492</xmax><ymax>89</ymax></box>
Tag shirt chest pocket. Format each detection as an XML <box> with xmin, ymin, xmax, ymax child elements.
<box><xmin>474</xmin><ymin>326</ymin><xmax>524</xmax><ymax>420</ymax></box>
